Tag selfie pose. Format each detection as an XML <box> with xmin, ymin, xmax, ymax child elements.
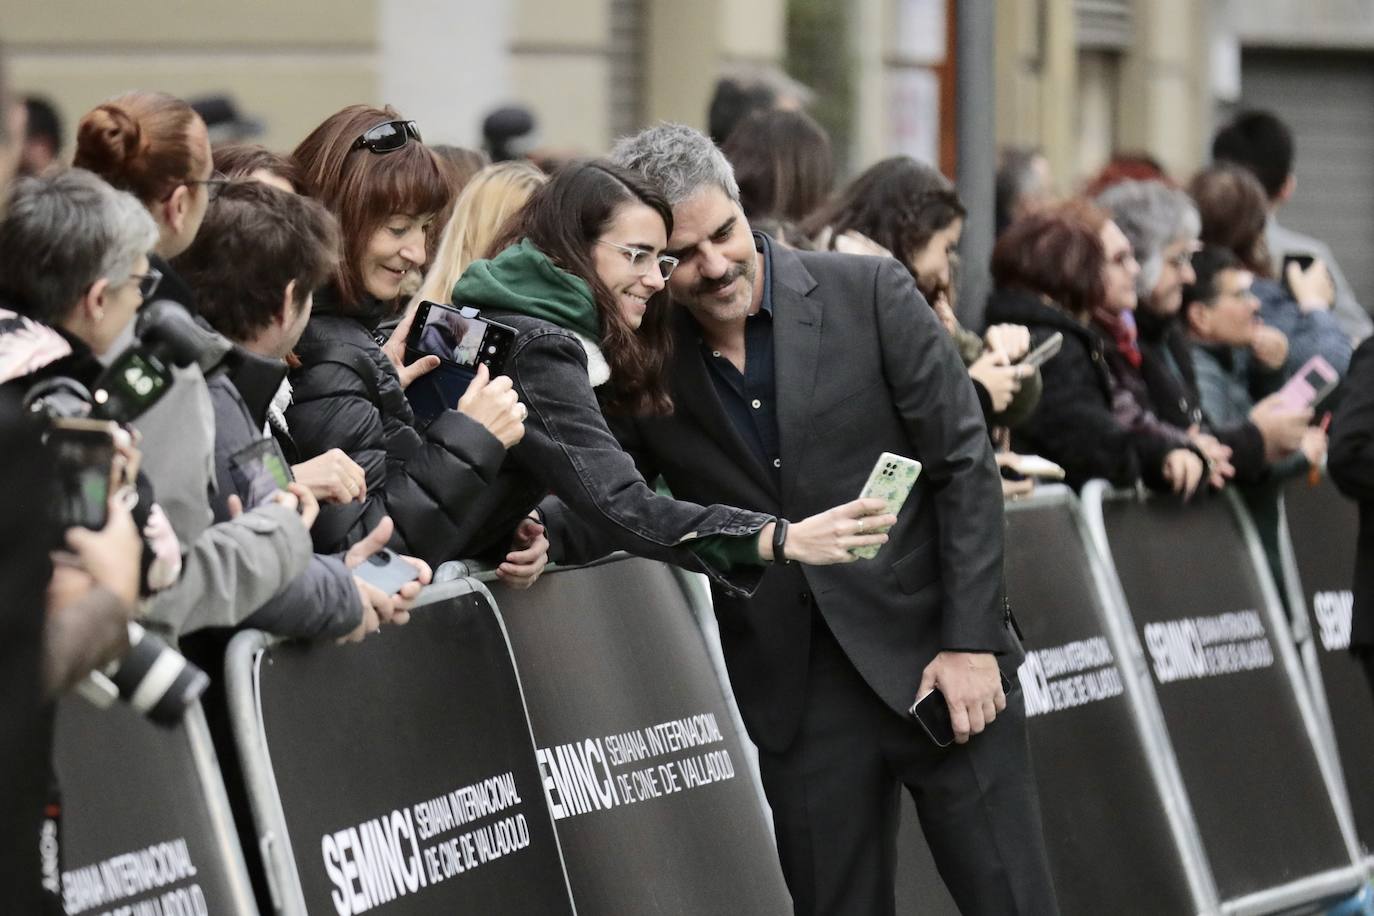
<box><xmin>593</xmin><ymin>125</ymin><xmax>1057</xmax><ymax>915</ymax></box>
<box><xmin>286</xmin><ymin>105</ymin><xmax>535</xmax><ymax>571</ymax></box>
<box><xmin>391</xmin><ymin>159</ymin><xmax>893</xmax><ymax>581</ymax></box>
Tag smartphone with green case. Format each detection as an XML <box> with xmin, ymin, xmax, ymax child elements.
<box><xmin>851</xmin><ymin>452</ymin><xmax>922</xmax><ymax>560</ymax></box>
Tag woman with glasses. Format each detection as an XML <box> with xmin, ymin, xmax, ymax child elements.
<box><xmin>75</xmin><ymin>91</ymin><xmax>226</xmax><ymax>308</ymax></box>
<box><xmin>436</xmin><ymin>160</ymin><xmax>895</xmax><ymax>590</ymax></box>
<box><xmin>1096</xmin><ymin>178</ymin><xmax>1303</xmax><ymax>486</ymax></box>
<box><xmin>286</xmin><ymin>105</ymin><xmax>535</xmax><ymax>574</ymax></box>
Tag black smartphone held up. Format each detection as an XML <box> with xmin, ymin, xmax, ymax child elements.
<box><xmin>404</xmin><ymin>301</ymin><xmax>518</xmax><ymax>423</ymax></box>
<box><xmin>1018</xmin><ymin>331</ymin><xmax>1063</xmax><ymax>369</ymax></box>
<box><xmin>1282</xmin><ymin>253</ymin><xmax>1317</xmax><ymax>297</ymax></box>
<box><xmin>908</xmin><ymin>671</ymin><xmax>1016</xmax><ymax>747</ymax></box>
<box><xmin>354</xmin><ymin>547</ymin><xmax>422</xmax><ymax>595</ymax></box>
<box><xmin>46</xmin><ymin>418</ymin><xmax>120</xmax><ymax>530</ymax></box>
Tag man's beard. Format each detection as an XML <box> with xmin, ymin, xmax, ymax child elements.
<box><xmin>684</xmin><ymin>256</ymin><xmax>756</xmax><ymax>320</ymax></box>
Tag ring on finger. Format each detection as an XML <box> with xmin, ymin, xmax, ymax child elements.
<box><xmin>517</xmin><ymin>403</ymin><xmax>529</xmax><ymax>420</ymax></box>
<box><xmin>856</xmin><ymin>518</ymin><xmax>866</xmax><ymax>534</ymax></box>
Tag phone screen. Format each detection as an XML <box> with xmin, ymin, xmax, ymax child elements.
<box><xmin>228</xmin><ymin>437</ymin><xmax>294</xmax><ymax>509</ymax></box>
<box><xmin>50</xmin><ymin>428</ymin><xmax>115</xmax><ymax>530</ymax></box>
<box><xmin>405</xmin><ymin>302</ymin><xmax>517</xmax><ymax>424</ymax></box>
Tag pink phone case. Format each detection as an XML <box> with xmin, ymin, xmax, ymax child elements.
<box><xmin>1275</xmin><ymin>355</ymin><xmax>1339</xmax><ymax>411</ymax></box>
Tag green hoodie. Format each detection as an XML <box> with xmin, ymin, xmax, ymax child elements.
<box><xmin>453</xmin><ymin>239</ymin><xmax>765</xmax><ymax>572</ymax></box>
<box><xmin>451</xmin><ymin>238</ymin><xmax>601</xmax><ymax>340</ymax></box>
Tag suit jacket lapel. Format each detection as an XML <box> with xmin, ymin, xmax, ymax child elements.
<box><xmin>770</xmin><ymin>247</ymin><xmax>822</xmax><ymax>508</ymax></box>
<box><xmin>669</xmin><ymin>307</ymin><xmax>779</xmax><ymax>499</ymax></box>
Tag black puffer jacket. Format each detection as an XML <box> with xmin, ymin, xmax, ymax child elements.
<box><xmin>984</xmin><ymin>288</ymin><xmax>1175</xmax><ymax>491</ymax></box>
<box><xmin>286</xmin><ymin>289</ymin><xmax>508</xmax><ymax>565</ymax></box>
<box><xmin>1135</xmin><ymin>307</ymin><xmax>1268</xmax><ymax>485</ymax></box>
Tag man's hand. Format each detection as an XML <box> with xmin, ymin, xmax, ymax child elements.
<box><xmin>64</xmin><ymin>495</ymin><xmax>143</xmax><ymax>608</ymax></box>
<box><xmin>341</xmin><ymin>516</ymin><xmax>431</xmax><ymax>635</ymax></box>
<box><xmin>917</xmin><ymin>651</ymin><xmax>1006</xmax><ymax>745</ymax></box>
<box><xmin>497</xmin><ymin>515</ymin><xmax>549</xmax><ymax>589</ymax></box>
<box><xmin>1250</xmin><ymin>325</ymin><xmax>1289</xmax><ymax>371</ymax></box>
<box><xmin>293</xmin><ymin>448</ymin><xmax>367</xmax><ymax>504</ymax></box>
<box><xmin>758</xmin><ymin>498</ymin><xmax>896</xmax><ymax>565</ymax></box>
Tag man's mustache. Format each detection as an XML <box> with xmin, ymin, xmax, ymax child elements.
<box><xmin>694</xmin><ymin>262</ymin><xmax>749</xmax><ymax>297</ymax></box>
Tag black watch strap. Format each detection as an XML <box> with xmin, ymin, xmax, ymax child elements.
<box><xmin>772</xmin><ymin>518</ymin><xmax>791</xmax><ymax>565</ymax></box>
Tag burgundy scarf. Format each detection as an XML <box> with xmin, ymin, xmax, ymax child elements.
<box><xmin>1092</xmin><ymin>306</ymin><xmax>1142</xmax><ymax>369</ymax></box>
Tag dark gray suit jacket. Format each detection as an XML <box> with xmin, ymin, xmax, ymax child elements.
<box><xmin>558</xmin><ymin>244</ymin><xmax>1020</xmax><ymax>752</ymax></box>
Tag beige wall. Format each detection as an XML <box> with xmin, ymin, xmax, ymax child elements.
<box><xmin>3</xmin><ymin>0</ymin><xmax>381</xmax><ymax>154</ymax></box>
<box><xmin>1118</xmin><ymin>0</ymin><xmax>1210</xmax><ymax>183</ymax></box>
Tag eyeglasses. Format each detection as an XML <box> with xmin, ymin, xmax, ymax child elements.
<box><xmin>1165</xmin><ymin>243</ymin><xmax>1203</xmax><ymax>270</ymax></box>
<box><xmin>597</xmin><ymin>240</ymin><xmax>679</xmax><ymax>280</ymax></box>
<box><xmin>127</xmin><ymin>266</ymin><xmax>163</xmax><ymax>300</ymax></box>
<box><xmin>351</xmin><ymin>120</ymin><xmax>422</xmax><ymax>154</ymax></box>
<box><xmin>187</xmin><ymin>171</ymin><xmax>230</xmax><ymax>202</ymax></box>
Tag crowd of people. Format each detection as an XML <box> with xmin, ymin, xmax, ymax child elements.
<box><xmin>3</xmin><ymin>60</ymin><xmax>1372</xmax><ymax>916</ymax></box>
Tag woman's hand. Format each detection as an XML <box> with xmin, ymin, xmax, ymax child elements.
<box><xmin>383</xmin><ymin>303</ymin><xmax>441</xmax><ymax>389</ymax></box>
<box><xmin>983</xmin><ymin>324</ymin><xmax>1031</xmax><ymax>362</ymax></box>
<box><xmin>1286</xmin><ymin>259</ymin><xmax>1335</xmax><ymax>312</ymax></box>
<box><xmin>758</xmin><ymin>498</ymin><xmax>897</xmax><ymax>565</ymax></box>
<box><xmin>968</xmin><ymin>350</ymin><xmax>1026</xmax><ymax>413</ymax></box>
<box><xmin>292</xmin><ymin>448</ymin><xmax>367</xmax><ymax>504</ymax></box>
<box><xmin>1187</xmin><ymin>427</ymin><xmax>1235</xmax><ymax>489</ymax></box>
<box><xmin>497</xmin><ymin>516</ymin><xmax>549</xmax><ymax>590</ymax></box>
<box><xmin>457</xmin><ymin>364</ymin><xmax>526</xmax><ymax>448</ymax></box>
<box><xmin>1162</xmin><ymin>448</ymin><xmax>1205</xmax><ymax>501</ymax></box>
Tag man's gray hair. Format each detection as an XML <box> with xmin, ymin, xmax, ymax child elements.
<box><xmin>0</xmin><ymin>167</ymin><xmax>157</xmax><ymax>326</ymax></box>
<box><xmin>1095</xmin><ymin>179</ymin><xmax>1200</xmax><ymax>299</ymax></box>
<box><xmin>609</xmin><ymin>122</ymin><xmax>740</xmax><ymax>206</ymax></box>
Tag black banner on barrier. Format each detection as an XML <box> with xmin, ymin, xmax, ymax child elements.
<box><xmin>1101</xmin><ymin>494</ymin><xmax>1349</xmax><ymax>899</ymax></box>
<box><xmin>490</xmin><ymin>556</ymin><xmax>793</xmax><ymax>916</ymax></box>
<box><xmin>1009</xmin><ymin>495</ymin><xmax>1196</xmax><ymax>914</ymax></box>
<box><xmin>54</xmin><ymin>698</ymin><xmax>255</xmax><ymax>916</ymax></box>
<box><xmin>1285</xmin><ymin>477</ymin><xmax>1374</xmax><ymax>850</ymax></box>
<box><xmin>251</xmin><ymin>590</ymin><xmax>574</xmax><ymax>915</ymax></box>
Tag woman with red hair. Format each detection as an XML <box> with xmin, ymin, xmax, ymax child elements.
<box><xmin>984</xmin><ymin>205</ymin><xmax>1207</xmax><ymax>495</ymax></box>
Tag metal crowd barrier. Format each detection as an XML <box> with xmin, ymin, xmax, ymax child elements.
<box><xmin>895</xmin><ymin>484</ymin><xmax>1215</xmax><ymax>916</ymax></box>
<box><xmin>223</xmin><ymin>577</ymin><xmax>576</xmax><ymax>915</ymax></box>
<box><xmin>1278</xmin><ymin>476</ymin><xmax>1374</xmax><ymax>866</ymax></box>
<box><xmin>52</xmin><ymin>695</ymin><xmax>259</xmax><ymax>915</ymax></box>
<box><xmin>1081</xmin><ymin>481</ymin><xmax>1365</xmax><ymax>914</ymax></box>
<box><xmin>476</xmin><ymin>554</ymin><xmax>794</xmax><ymax>916</ymax></box>
<box><xmin>55</xmin><ymin>478</ymin><xmax>1374</xmax><ymax>916</ymax></box>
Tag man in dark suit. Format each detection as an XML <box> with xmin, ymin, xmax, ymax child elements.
<box><xmin>599</xmin><ymin>124</ymin><xmax>1057</xmax><ymax>915</ymax></box>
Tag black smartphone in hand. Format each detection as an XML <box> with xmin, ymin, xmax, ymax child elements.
<box><xmin>908</xmin><ymin>671</ymin><xmax>1015</xmax><ymax>747</ymax></box>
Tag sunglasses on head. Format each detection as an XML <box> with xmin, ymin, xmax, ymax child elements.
<box><xmin>351</xmin><ymin>120</ymin><xmax>422</xmax><ymax>155</ymax></box>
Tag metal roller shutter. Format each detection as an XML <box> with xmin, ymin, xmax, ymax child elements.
<box><xmin>1240</xmin><ymin>49</ymin><xmax>1374</xmax><ymax>310</ymax></box>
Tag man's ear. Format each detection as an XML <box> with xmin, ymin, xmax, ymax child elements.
<box><xmin>276</xmin><ymin>279</ymin><xmax>297</xmax><ymax>326</ymax></box>
<box><xmin>82</xmin><ymin>277</ymin><xmax>111</xmax><ymax>323</ymax></box>
<box><xmin>163</xmin><ymin>184</ymin><xmax>190</xmax><ymax>236</ymax></box>
<box><xmin>1183</xmin><ymin>299</ymin><xmax>1209</xmax><ymax>336</ymax></box>
<box><xmin>1276</xmin><ymin>173</ymin><xmax>1296</xmax><ymax>207</ymax></box>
